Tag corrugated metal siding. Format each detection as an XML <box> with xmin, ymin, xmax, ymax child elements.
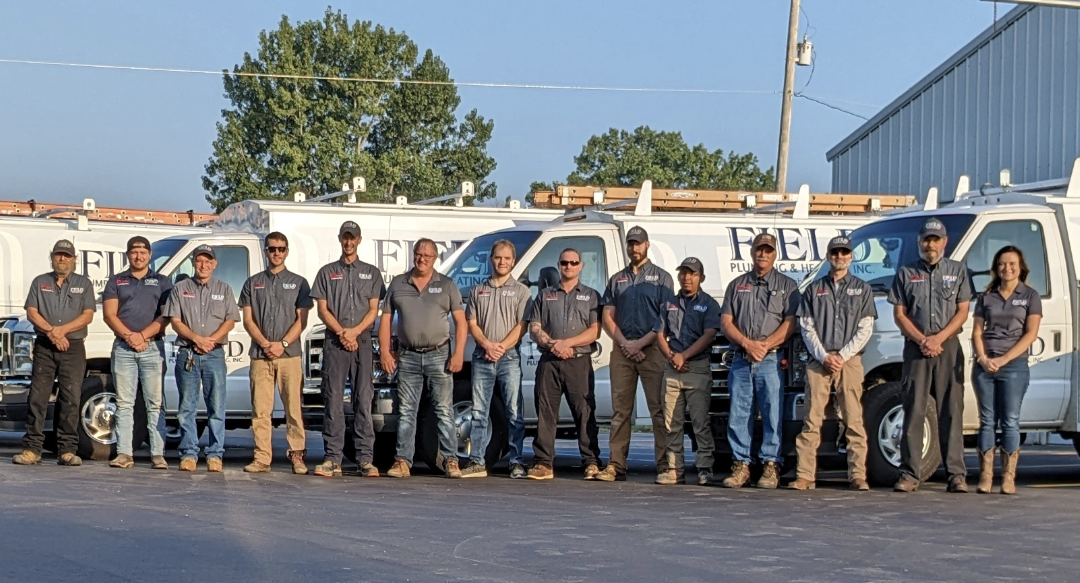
<box><xmin>829</xmin><ymin>6</ymin><xmax>1080</xmax><ymax>199</ymax></box>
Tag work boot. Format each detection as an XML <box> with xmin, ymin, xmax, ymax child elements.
<box><xmin>314</xmin><ymin>459</ymin><xmax>342</xmax><ymax>477</ymax></box>
<box><xmin>109</xmin><ymin>453</ymin><xmax>134</xmax><ymax>469</ymax></box>
<box><xmin>509</xmin><ymin>463</ymin><xmax>528</xmax><ymax>479</ymax></box>
<box><xmin>788</xmin><ymin>477</ymin><xmax>815</xmax><ymax>490</ymax></box>
<box><xmin>947</xmin><ymin>475</ymin><xmax>968</xmax><ymax>493</ymax></box>
<box><xmin>977</xmin><ymin>449</ymin><xmax>995</xmax><ymax>494</ymax></box>
<box><xmin>206</xmin><ymin>458</ymin><xmax>223</xmax><ymax>473</ymax></box>
<box><xmin>358</xmin><ymin>462</ymin><xmax>380</xmax><ymax>478</ymax></box>
<box><xmin>527</xmin><ymin>464</ymin><xmax>554</xmax><ymax>480</ymax></box>
<box><xmin>697</xmin><ymin>469</ymin><xmax>713</xmax><ymax>486</ymax></box>
<box><xmin>583</xmin><ymin>463</ymin><xmax>600</xmax><ymax>481</ymax></box>
<box><xmin>444</xmin><ymin>458</ymin><xmax>463</xmax><ymax>479</ymax></box>
<box><xmin>849</xmin><ymin>478</ymin><xmax>870</xmax><ymax>491</ymax></box>
<box><xmin>1001</xmin><ymin>448</ymin><xmax>1020</xmax><ymax>495</ymax></box>
<box><xmin>179</xmin><ymin>457</ymin><xmax>197</xmax><ymax>472</ymax></box>
<box><xmin>244</xmin><ymin>461</ymin><xmax>271</xmax><ymax>473</ymax></box>
<box><xmin>460</xmin><ymin>461</ymin><xmax>487</xmax><ymax>478</ymax></box>
<box><xmin>151</xmin><ymin>456</ymin><xmax>169</xmax><ymax>470</ymax></box>
<box><xmin>655</xmin><ymin>469</ymin><xmax>679</xmax><ymax>485</ymax></box>
<box><xmin>57</xmin><ymin>453</ymin><xmax>82</xmax><ymax>467</ymax></box>
<box><xmin>288</xmin><ymin>450</ymin><xmax>309</xmax><ymax>475</ymax></box>
<box><xmin>387</xmin><ymin>459</ymin><xmax>410</xmax><ymax>478</ymax></box>
<box><xmin>595</xmin><ymin>465</ymin><xmax>625</xmax><ymax>482</ymax></box>
<box><xmin>722</xmin><ymin>461</ymin><xmax>750</xmax><ymax>488</ymax></box>
<box><xmin>756</xmin><ymin>461</ymin><xmax>780</xmax><ymax>489</ymax></box>
<box><xmin>893</xmin><ymin>475</ymin><xmax>919</xmax><ymax>492</ymax></box>
<box><xmin>12</xmin><ymin>449</ymin><xmax>42</xmax><ymax>465</ymax></box>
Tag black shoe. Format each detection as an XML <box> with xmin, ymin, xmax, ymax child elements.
<box><xmin>460</xmin><ymin>461</ymin><xmax>488</xmax><ymax>478</ymax></box>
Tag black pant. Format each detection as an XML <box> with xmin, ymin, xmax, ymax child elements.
<box><xmin>532</xmin><ymin>354</ymin><xmax>601</xmax><ymax>466</ymax></box>
<box><xmin>900</xmin><ymin>337</ymin><xmax>966</xmax><ymax>480</ymax></box>
<box><xmin>320</xmin><ymin>335</ymin><xmax>375</xmax><ymax>464</ymax></box>
<box><xmin>24</xmin><ymin>338</ymin><xmax>86</xmax><ymax>455</ymax></box>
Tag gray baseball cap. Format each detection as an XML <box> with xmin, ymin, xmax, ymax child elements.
<box><xmin>339</xmin><ymin>221</ymin><xmax>361</xmax><ymax>238</ymax></box>
<box><xmin>677</xmin><ymin>257</ymin><xmax>705</xmax><ymax>275</ymax></box>
<box><xmin>51</xmin><ymin>239</ymin><xmax>76</xmax><ymax>257</ymax></box>
<box><xmin>625</xmin><ymin>226</ymin><xmax>649</xmax><ymax>243</ymax></box>
<box><xmin>193</xmin><ymin>244</ymin><xmax>216</xmax><ymax>260</ymax></box>
<box><xmin>918</xmin><ymin>218</ymin><xmax>947</xmax><ymax>241</ymax></box>
<box><xmin>827</xmin><ymin>236</ymin><xmax>853</xmax><ymax>253</ymax></box>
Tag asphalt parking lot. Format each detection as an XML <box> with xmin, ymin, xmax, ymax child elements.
<box><xmin>2</xmin><ymin>430</ymin><xmax>1079</xmax><ymax>583</ymax></box>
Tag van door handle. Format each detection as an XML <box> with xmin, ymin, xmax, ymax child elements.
<box><xmin>1054</xmin><ymin>331</ymin><xmax>1061</xmax><ymax>352</ymax></box>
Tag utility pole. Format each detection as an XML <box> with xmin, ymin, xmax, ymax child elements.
<box><xmin>775</xmin><ymin>0</ymin><xmax>801</xmax><ymax>193</ymax></box>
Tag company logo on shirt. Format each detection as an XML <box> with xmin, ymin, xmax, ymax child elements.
<box><xmin>736</xmin><ymin>285</ymin><xmax>752</xmax><ymax>293</ymax></box>
<box><xmin>282</xmin><ymin>283</ymin><xmax>297</xmax><ymax>290</ymax></box>
<box><xmin>40</xmin><ymin>284</ymin><xmax>54</xmax><ymax>292</ymax></box>
<box><xmin>544</xmin><ymin>292</ymin><xmax>558</xmax><ymax>301</ymax></box>
<box><xmin>211</xmin><ymin>294</ymin><xmax>225</xmax><ymax>301</ymax></box>
<box><xmin>428</xmin><ymin>287</ymin><xmax>443</xmax><ymax>294</ymax></box>
<box><xmin>942</xmin><ymin>275</ymin><xmax>958</xmax><ymax>288</ymax></box>
<box><xmin>667</xmin><ymin>303</ymin><xmax>679</xmax><ymax>311</ymax></box>
<box><xmin>1012</xmin><ymin>299</ymin><xmax>1028</xmax><ymax>306</ymax></box>
<box><xmin>846</xmin><ymin>288</ymin><xmax>864</xmax><ymax>296</ymax></box>
<box><xmin>254</xmin><ymin>282</ymin><xmax>266</xmax><ymax>290</ymax></box>
<box><xmin>70</xmin><ymin>287</ymin><xmax>85</xmax><ymax>294</ymax></box>
<box><xmin>692</xmin><ymin>304</ymin><xmax>708</xmax><ymax>313</ymax></box>
<box><xmin>359</xmin><ymin>273</ymin><xmax>373</xmax><ymax>280</ymax></box>
<box><xmin>182</xmin><ymin>291</ymin><xmax>197</xmax><ymax>298</ymax></box>
<box><xmin>501</xmin><ymin>290</ymin><xmax>517</xmax><ymax>297</ymax></box>
<box><xmin>815</xmin><ymin>288</ymin><xmax>830</xmax><ymax>297</ymax></box>
<box><xmin>644</xmin><ymin>275</ymin><xmax>659</xmax><ymax>282</ymax></box>
<box><xmin>329</xmin><ymin>272</ymin><xmax>344</xmax><ymax>281</ymax></box>
<box><xmin>145</xmin><ymin>279</ymin><xmax>159</xmax><ymax>287</ymax></box>
<box><xmin>910</xmin><ymin>274</ymin><xmax>926</xmax><ymax>283</ymax></box>
<box><xmin>615</xmin><ymin>275</ymin><xmax>629</xmax><ymax>284</ymax></box>
<box><xmin>116</xmin><ymin>278</ymin><xmax>130</xmax><ymax>286</ymax></box>
<box><xmin>477</xmin><ymin>290</ymin><xmax>492</xmax><ymax>297</ymax></box>
<box><xmin>576</xmin><ymin>294</ymin><xmax>591</xmax><ymax>301</ymax></box>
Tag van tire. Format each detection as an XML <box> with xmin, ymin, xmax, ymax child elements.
<box><xmin>863</xmin><ymin>381</ymin><xmax>941</xmax><ymax>486</ymax></box>
<box><xmin>76</xmin><ymin>374</ymin><xmax>148</xmax><ymax>461</ymax></box>
<box><xmin>417</xmin><ymin>378</ymin><xmax>508</xmax><ymax>470</ymax></box>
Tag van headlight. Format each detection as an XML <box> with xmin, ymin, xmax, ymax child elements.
<box><xmin>13</xmin><ymin>332</ymin><xmax>34</xmax><ymax>375</ymax></box>
<box><xmin>788</xmin><ymin>337</ymin><xmax>809</xmax><ymax>387</ymax></box>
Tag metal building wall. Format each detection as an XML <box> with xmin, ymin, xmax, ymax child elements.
<box><xmin>827</xmin><ymin>6</ymin><xmax>1080</xmax><ymax>199</ymax></box>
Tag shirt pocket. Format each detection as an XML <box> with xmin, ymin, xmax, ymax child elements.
<box><xmin>209</xmin><ymin>297</ymin><xmax>229</xmax><ymax>320</ymax></box>
<box><xmin>767</xmin><ymin>291</ymin><xmax>786</xmax><ymax>315</ymax></box>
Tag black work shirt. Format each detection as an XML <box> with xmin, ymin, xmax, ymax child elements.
<box><xmin>887</xmin><ymin>257</ymin><xmax>973</xmax><ymax>336</ymax></box>
<box><xmin>24</xmin><ymin>271</ymin><xmax>97</xmax><ymax>340</ymax></box>
<box><xmin>976</xmin><ymin>282</ymin><xmax>1042</xmax><ymax>357</ymax></box>
<box><xmin>720</xmin><ymin>269</ymin><xmax>799</xmax><ymax>341</ymax></box>
<box><xmin>601</xmin><ymin>260</ymin><xmax>674</xmax><ymax>339</ymax></box>
<box><xmin>102</xmin><ymin>269</ymin><xmax>173</xmax><ymax>340</ymax></box>
<box><xmin>798</xmin><ymin>273</ymin><xmax>877</xmax><ymax>353</ymax></box>
<box><xmin>239</xmin><ymin>268</ymin><xmax>313</xmax><ymax>359</ymax></box>
<box><xmin>382</xmin><ymin>271</ymin><xmax>463</xmax><ymax>350</ymax></box>
<box><xmin>527</xmin><ymin>282</ymin><xmax>600</xmax><ymax>357</ymax></box>
<box><xmin>654</xmin><ymin>290</ymin><xmax>721</xmax><ymax>360</ymax></box>
<box><xmin>309</xmin><ymin>259</ymin><xmax>384</xmax><ymax>330</ymax></box>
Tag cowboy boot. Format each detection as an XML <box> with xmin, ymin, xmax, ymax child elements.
<box><xmin>1001</xmin><ymin>448</ymin><xmax>1019</xmax><ymax>495</ymax></box>
<box><xmin>977</xmin><ymin>448</ymin><xmax>995</xmax><ymax>494</ymax></box>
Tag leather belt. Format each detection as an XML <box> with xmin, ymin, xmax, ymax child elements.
<box><xmin>402</xmin><ymin>340</ymin><xmax>449</xmax><ymax>354</ymax></box>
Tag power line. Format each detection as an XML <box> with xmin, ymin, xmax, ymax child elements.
<box><xmin>795</xmin><ymin>93</ymin><xmax>869</xmax><ymax>120</ymax></box>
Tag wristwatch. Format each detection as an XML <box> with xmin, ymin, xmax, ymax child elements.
<box><xmin>281</xmin><ymin>340</ymin><xmax>290</xmax><ymax>348</ymax></box>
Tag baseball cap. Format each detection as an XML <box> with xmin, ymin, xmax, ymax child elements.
<box><xmin>752</xmin><ymin>233</ymin><xmax>778</xmax><ymax>250</ymax></box>
<box><xmin>51</xmin><ymin>239</ymin><xmax>76</xmax><ymax>257</ymax></box>
<box><xmin>193</xmin><ymin>244</ymin><xmax>216</xmax><ymax>260</ymax></box>
<box><xmin>827</xmin><ymin>236</ymin><xmax>853</xmax><ymax>253</ymax></box>
<box><xmin>918</xmin><ymin>218</ymin><xmax>947</xmax><ymax>241</ymax></box>
<box><xmin>127</xmin><ymin>236</ymin><xmax>151</xmax><ymax>252</ymax></box>
<box><xmin>625</xmin><ymin>226</ymin><xmax>649</xmax><ymax>243</ymax></box>
<box><xmin>339</xmin><ymin>221</ymin><xmax>361</xmax><ymax>238</ymax></box>
<box><xmin>677</xmin><ymin>257</ymin><xmax>704</xmax><ymax>275</ymax></box>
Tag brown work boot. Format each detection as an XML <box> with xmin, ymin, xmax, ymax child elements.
<box><xmin>12</xmin><ymin>449</ymin><xmax>42</xmax><ymax>465</ymax></box>
<box><xmin>893</xmin><ymin>475</ymin><xmax>919</xmax><ymax>492</ymax></box>
<box><xmin>977</xmin><ymin>449</ymin><xmax>995</xmax><ymax>494</ymax></box>
<box><xmin>109</xmin><ymin>453</ymin><xmax>135</xmax><ymax>469</ymax></box>
<box><xmin>314</xmin><ymin>459</ymin><xmax>342</xmax><ymax>477</ymax></box>
<box><xmin>57</xmin><ymin>453</ymin><xmax>82</xmax><ymax>467</ymax></box>
<box><xmin>244</xmin><ymin>460</ymin><xmax>271</xmax><ymax>473</ymax></box>
<box><xmin>444</xmin><ymin>458</ymin><xmax>463</xmax><ymax>479</ymax></box>
<box><xmin>583</xmin><ymin>463</ymin><xmax>600</xmax><ymax>481</ymax></box>
<box><xmin>358</xmin><ymin>461</ymin><xmax>380</xmax><ymax>478</ymax></box>
<box><xmin>527</xmin><ymin>464</ymin><xmax>554</xmax><ymax>480</ymax></box>
<box><xmin>207</xmin><ymin>458</ymin><xmax>223</xmax><ymax>473</ymax></box>
<box><xmin>788</xmin><ymin>477</ymin><xmax>815</xmax><ymax>490</ymax></box>
<box><xmin>151</xmin><ymin>456</ymin><xmax>169</xmax><ymax>470</ymax></box>
<box><xmin>595</xmin><ymin>465</ymin><xmax>625</xmax><ymax>482</ymax></box>
<box><xmin>655</xmin><ymin>469</ymin><xmax>679</xmax><ymax>485</ymax></box>
<box><xmin>756</xmin><ymin>461</ymin><xmax>780</xmax><ymax>489</ymax></box>
<box><xmin>288</xmin><ymin>450</ymin><xmax>308</xmax><ymax>475</ymax></box>
<box><xmin>849</xmin><ymin>478</ymin><xmax>870</xmax><ymax>491</ymax></box>
<box><xmin>387</xmin><ymin>459</ymin><xmax>410</xmax><ymax>478</ymax></box>
<box><xmin>1001</xmin><ymin>448</ymin><xmax>1020</xmax><ymax>495</ymax></box>
<box><xmin>947</xmin><ymin>474</ymin><xmax>968</xmax><ymax>493</ymax></box>
<box><xmin>722</xmin><ymin>461</ymin><xmax>750</xmax><ymax>488</ymax></box>
<box><xmin>179</xmin><ymin>457</ymin><xmax>197</xmax><ymax>472</ymax></box>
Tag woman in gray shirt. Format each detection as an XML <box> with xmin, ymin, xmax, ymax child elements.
<box><xmin>972</xmin><ymin>246</ymin><xmax>1042</xmax><ymax>495</ymax></box>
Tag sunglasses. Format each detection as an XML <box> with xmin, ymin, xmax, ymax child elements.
<box><xmin>559</xmin><ymin>260</ymin><xmax>581</xmax><ymax>267</ymax></box>
<box><xmin>265</xmin><ymin>246</ymin><xmax>288</xmax><ymax>254</ymax></box>
<box><xmin>829</xmin><ymin>249</ymin><xmax>852</xmax><ymax>257</ymax></box>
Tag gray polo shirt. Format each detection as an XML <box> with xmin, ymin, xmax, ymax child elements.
<box><xmin>24</xmin><ymin>271</ymin><xmax>97</xmax><ymax>340</ymax></box>
<box><xmin>163</xmin><ymin>276</ymin><xmax>240</xmax><ymax>347</ymax></box>
<box><xmin>466</xmin><ymin>277</ymin><xmax>530</xmax><ymax>346</ymax></box>
<box><xmin>382</xmin><ymin>271</ymin><xmax>463</xmax><ymax>350</ymax></box>
<box><xmin>654</xmin><ymin>290</ymin><xmax>721</xmax><ymax>361</ymax></box>
<box><xmin>887</xmin><ymin>257</ymin><xmax>973</xmax><ymax>337</ymax></box>
<box><xmin>527</xmin><ymin>282</ymin><xmax>600</xmax><ymax>357</ymax></box>
<box><xmin>798</xmin><ymin>273</ymin><xmax>877</xmax><ymax>353</ymax></box>
<box><xmin>102</xmin><ymin>269</ymin><xmax>173</xmax><ymax>340</ymax></box>
<box><xmin>601</xmin><ymin>260</ymin><xmax>674</xmax><ymax>340</ymax></box>
<box><xmin>309</xmin><ymin>258</ymin><xmax>385</xmax><ymax>330</ymax></box>
<box><xmin>720</xmin><ymin>268</ymin><xmax>800</xmax><ymax>341</ymax></box>
<box><xmin>976</xmin><ymin>281</ymin><xmax>1042</xmax><ymax>357</ymax></box>
<box><xmin>239</xmin><ymin>268</ymin><xmax>313</xmax><ymax>359</ymax></box>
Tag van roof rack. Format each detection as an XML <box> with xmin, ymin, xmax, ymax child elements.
<box><xmin>0</xmin><ymin>198</ymin><xmax>216</xmax><ymax>226</ymax></box>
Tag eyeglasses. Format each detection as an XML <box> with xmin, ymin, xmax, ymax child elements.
<box><xmin>559</xmin><ymin>260</ymin><xmax>581</xmax><ymax>267</ymax></box>
<box><xmin>414</xmin><ymin>252</ymin><xmax>437</xmax><ymax>260</ymax></box>
<box><xmin>829</xmin><ymin>249</ymin><xmax>852</xmax><ymax>257</ymax></box>
<box><xmin>265</xmin><ymin>246</ymin><xmax>288</xmax><ymax>254</ymax></box>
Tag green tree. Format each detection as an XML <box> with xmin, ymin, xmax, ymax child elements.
<box><xmin>552</xmin><ymin>126</ymin><xmax>774</xmax><ymax>193</ymax></box>
<box><xmin>202</xmin><ymin>8</ymin><xmax>496</xmax><ymax>212</ymax></box>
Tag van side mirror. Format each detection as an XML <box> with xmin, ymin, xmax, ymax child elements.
<box><xmin>970</xmin><ymin>269</ymin><xmax>991</xmax><ymax>293</ymax></box>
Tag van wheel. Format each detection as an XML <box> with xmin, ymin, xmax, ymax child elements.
<box><xmin>77</xmin><ymin>374</ymin><xmax>148</xmax><ymax>461</ymax></box>
<box><xmin>863</xmin><ymin>381</ymin><xmax>941</xmax><ymax>487</ymax></box>
<box><xmin>417</xmin><ymin>379</ymin><xmax>508</xmax><ymax>470</ymax></box>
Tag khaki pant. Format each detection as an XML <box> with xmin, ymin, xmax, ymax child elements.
<box><xmin>795</xmin><ymin>355</ymin><xmax>868</xmax><ymax>481</ymax></box>
<box><xmin>250</xmin><ymin>356</ymin><xmax>305</xmax><ymax>465</ymax></box>
<box><xmin>661</xmin><ymin>359</ymin><xmax>714</xmax><ymax>475</ymax></box>
<box><xmin>609</xmin><ymin>344</ymin><xmax>667</xmax><ymax>472</ymax></box>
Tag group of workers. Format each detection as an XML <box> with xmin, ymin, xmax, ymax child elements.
<box><xmin>10</xmin><ymin>217</ymin><xmax>1041</xmax><ymax>494</ymax></box>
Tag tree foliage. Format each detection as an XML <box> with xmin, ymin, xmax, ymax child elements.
<box><xmin>203</xmin><ymin>8</ymin><xmax>496</xmax><ymax>212</ymax></box>
<box><xmin>530</xmin><ymin>126</ymin><xmax>774</xmax><ymax>203</ymax></box>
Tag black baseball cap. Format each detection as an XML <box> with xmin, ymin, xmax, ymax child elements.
<box><xmin>827</xmin><ymin>236</ymin><xmax>852</xmax><ymax>253</ymax></box>
<box><xmin>752</xmin><ymin>233</ymin><xmax>778</xmax><ymax>250</ymax></box>
<box><xmin>677</xmin><ymin>257</ymin><xmax>705</xmax><ymax>275</ymax></box>
<box><xmin>918</xmin><ymin>218</ymin><xmax>947</xmax><ymax>241</ymax></box>
<box><xmin>339</xmin><ymin>221</ymin><xmax>361</xmax><ymax>238</ymax></box>
<box><xmin>193</xmin><ymin>244</ymin><xmax>216</xmax><ymax>260</ymax></box>
<box><xmin>127</xmin><ymin>236</ymin><xmax>151</xmax><ymax>252</ymax></box>
<box><xmin>51</xmin><ymin>239</ymin><xmax>76</xmax><ymax>257</ymax></box>
<box><xmin>625</xmin><ymin>226</ymin><xmax>649</xmax><ymax>243</ymax></box>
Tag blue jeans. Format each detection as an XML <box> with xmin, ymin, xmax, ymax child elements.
<box><xmin>112</xmin><ymin>339</ymin><xmax>167</xmax><ymax>456</ymax></box>
<box><xmin>175</xmin><ymin>346</ymin><xmax>227</xmax><ymax>460</ymax></box>
<box><xmin>973</xmin><ymin>357</ymin><xmax>1029</xmax><ymax>454</ymax></box>
<box><xmin>395</xmin><ymin>345</ymin><xmax>455</xmax><ymax>466</ymax></box>
<box><xmin>727</xmin><ymin>352</ymin><xmax>784</xmax><ymax>464</ymax></box>
<box><xmin>469</xmin><ymin>349</ymin><xmax>525</xmax><ymax>466</ymax></box>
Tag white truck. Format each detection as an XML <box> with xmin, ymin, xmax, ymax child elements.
<box><xmin>799</xmin><ymin>161</ymin><xmax>1080</xmax><ymax>485</ymax></box>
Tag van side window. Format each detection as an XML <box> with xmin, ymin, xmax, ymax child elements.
<box><xmin>963</xmin><ymin>220</ymin><xmax>1048</xmax><ymax>296</ymax></box>
<box><xmin>524</xmin><ymin>237</ymin><xmax>607</xmax><ymax>293</ymax></box>
<box><xmin>173</xmin><ymin>246</ymin><xmax>250</xmax><ymax>299</ymax></box>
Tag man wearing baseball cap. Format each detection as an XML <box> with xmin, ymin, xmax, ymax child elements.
<box><xmin>597</xmin><ymin>226</ymin><xmax>674</xmax><ymax>483</ymax></box>
<box><xmin>719</xmin><ymin>232</ymin><xmax>800</xmax><ymax>488</ymax></box>
<box><xmin>654</xmin><ymin>257</ymin><xmax>720</xmax><ymax>486</ymax></box>
<box><xmin>790</xmin><ymin>236</ymin><xmax>876</xmax><ymax>491</ymax></box>
<box><xmin>102</xmin><ymin>236</ymin><xmax>174</xmax><ymax>470</ymax></box>
<box><xmin>13</xmin><ymin>240</ymin><xmax>97</xmax><ymax>466</ymax></box>
<box><xmin>888</xmin><ymin>218</ymin><xmax>972</xmax><ymax>493</ymax></box>
<box><xmin>164</xmin><ymin>244</ymin><xmax>240</xmax><ymax>472</ymax></box>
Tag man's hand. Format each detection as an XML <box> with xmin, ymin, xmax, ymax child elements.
<box><xmin>54</xmin><ymin>336</ymin><xmax>70</xmax><ymax>352</ymax></box>
<box><xmin>670</xmin><ymin>352</ymin><xmax>687</xmax><ymax>372</ymax></box>
<box><xmin>823</xmin><ymin>354</ymin><xmax>845</xmax><ymax>374</ymax></box>
<box><xmin>264</xmin><ymin>342</ymin><xmax>285</xmax><ymax>359</ymax></box>
<box><xmin>449</xmin><ymin>351</ymin><xmax>464</xmax><ymax>373</ymax></box>
<box><xmin>126</xmin><ymin>332</ymin><xmax>147</xmax><ymax>352</ymax></box>
<box><xmin>744</xmin><ymin>339</ymin><xmax>768</xmax><ymax>363</ymax></box>
<box><xmin>342</xmin><ymin>338</ymin><xmax>359</xmax><ymax>352</ymax></box>
<box><xmin>46</xmin><ymin>327</ymin><xmax>65</xmax><ymax>346</ymax></box>
<box><xmin>550</xmin><ymin>339</ymin><xmax>572</xmax><ymax>359</ymax></box>
<box><xmin>196</xmin><ymin>336</ymin><xmax>218</xmax><ymax>354</ymax></box>
<box><xmin>339</xmin><ymin>327</ymin><xmax>359</xmax><ymax>346</ymax></box>
<box><xmin>921</xmin><ymin>334</ymin><xmax>944</xmax><ymax>357</ymax></box>
<box><xmin>380</xmin><ymin>351</ymin><xmax>397</xmax><ymax>376</ymax></box>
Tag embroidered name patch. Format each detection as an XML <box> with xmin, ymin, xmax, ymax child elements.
<box><xmin>116</xmin><ymin>278</ymin><xmax>130</xmax><ymax>286</ymax></box>
<box><xmin>70</xmin><ymin>287</ymin><xmax>85</xmax><ymax>294</ymax></box>
<box><xmin>576</xmin><ymin>294</ymin><xmax>591</xmax><ymax>301</ymax></box>
<box><xmin>428</xmin><ymin>287</ymin><xmax>442</xmax><ymax>294</ymax></box>
<box><xmin>736</xmin><ymin>285</ymin><xmax>752</xmax><ymax>293</ymax></box>
<box><xmin>254</xmin><ymin>282</ymin><xmax>266</xmax><ymax>290</ymax></box>
<box><xmin>544</xmin><ymin>292</ymin><xmax>558</xmax><ymax>301</ymax></box>
<box><xmin>645</xmin><ymin>275</ymin><xmax>659</xmax><ymax>282</ymax></box>
<box><xmin>145</xmin><ymin>279</ymin><xmax>159</xmax><ymax>287</ymax></box>
<box><xmin>692</xmin><ymin>304</ymin><xmax>708</xmax><ymax>313</ymax></box>
<box><xmin>815</xmin><ymin>288</ymin><xmax>830</xmax><ymax>296</ymax></box>
<box><xmin>359</xmin><ymin>273</ymin><xmax>373</xmax><ymax>280</ymax></box>
<box><xmin>910</xmin><ymin>274</ymin><xmax>926</xmax><ymax>283</ymax></box>
<box><xmin>182</xmin><ymin>291</ymin><xmax>197</xmax><ymax>298</ymax></box>
<box><xmin>329</xmin><ymin>272</ymin><xmax>344</xmax><ymax>281</ymax></box>
<box><xmin>667</xmin><ymin>304</ymin><xmax>679</xmax><ymax>311</ymax></box>
<box><xmin>846</xmin><ymin>288</ymin><xmax>864</xmax><ymax>296</ymax></box>
<box><xmin>40</xmin><ymin>285</ymin><xmax>54</xmax><ymax>292</ymax></box>
<box><xmin>1012</xmin><ymin>299</ymin><xmax>1028</xmax><ymax>306</ymax></box>
<box><xmin>211</xmin><ymin>294</ymin><xmax>225</xmax><ymax>301</ymax></box>
<box><xmin>501</xmin><ymin>290</ymin><xmax>516</xmax><ymax>297</ymax></box>
<box><xmin>615</xmin><ymin>275</ymin><xmax>629</xmax><ymax>284</ymax></box>
<box><xmin>477</xmin><ymin>290</ymin><xmax>492</xmax><ymax>297</ymax></box>
<box><xmin>282</xmin><ymin>283</ymin><xmax>297</xmax><ymax>290</ymax></box>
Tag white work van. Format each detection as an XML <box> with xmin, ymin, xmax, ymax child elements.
<box><xmin>798</xmin><ymin>162</ymin><xmax>1080</xmax><ymax>486</ymax></box>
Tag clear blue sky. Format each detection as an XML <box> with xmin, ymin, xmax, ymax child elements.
<box><xmin>0</xmin><ymin>0</ymin><xmax>1004</xmax><ymax>211</ymax></box>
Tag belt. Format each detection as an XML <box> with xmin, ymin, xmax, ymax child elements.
<box><xmin>734</xmin><ymin>347</ymin><xmax>779</xmax><ymax>357</ymax></box>
<box><xmin>402</xmin><ymin>340</ymin><xmax>449</xmax><ymax>354</ymax></box>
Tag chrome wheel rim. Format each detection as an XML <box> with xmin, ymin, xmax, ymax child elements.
<box><xmin>81</xmin><ymin>392</ymin><xmax>118</xmax><ymax>445</ymax></box>
<box><xmin>453</xmin><ymin>401</ymin><xmax>474</xmax><ymax>459</ymax></box>
<box><xmin>878</xmin><ymin>404</ymin><xmax>932</xmax><ymax>467</ymax></box>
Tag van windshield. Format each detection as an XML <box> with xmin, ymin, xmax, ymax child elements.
<box><xmin>804</xmin><ymin>214</ymin><xmax>977</xmax><ymax>292</ymax></box>
<box><xmin>443</xmin><ymin>230</ymin><xmax>542</xmax><ymax>299</ymax></box>
<box><xmin>149</xmin><ymin>238</ymin><xmax>187</xmax><ymax>274</ymax></box>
